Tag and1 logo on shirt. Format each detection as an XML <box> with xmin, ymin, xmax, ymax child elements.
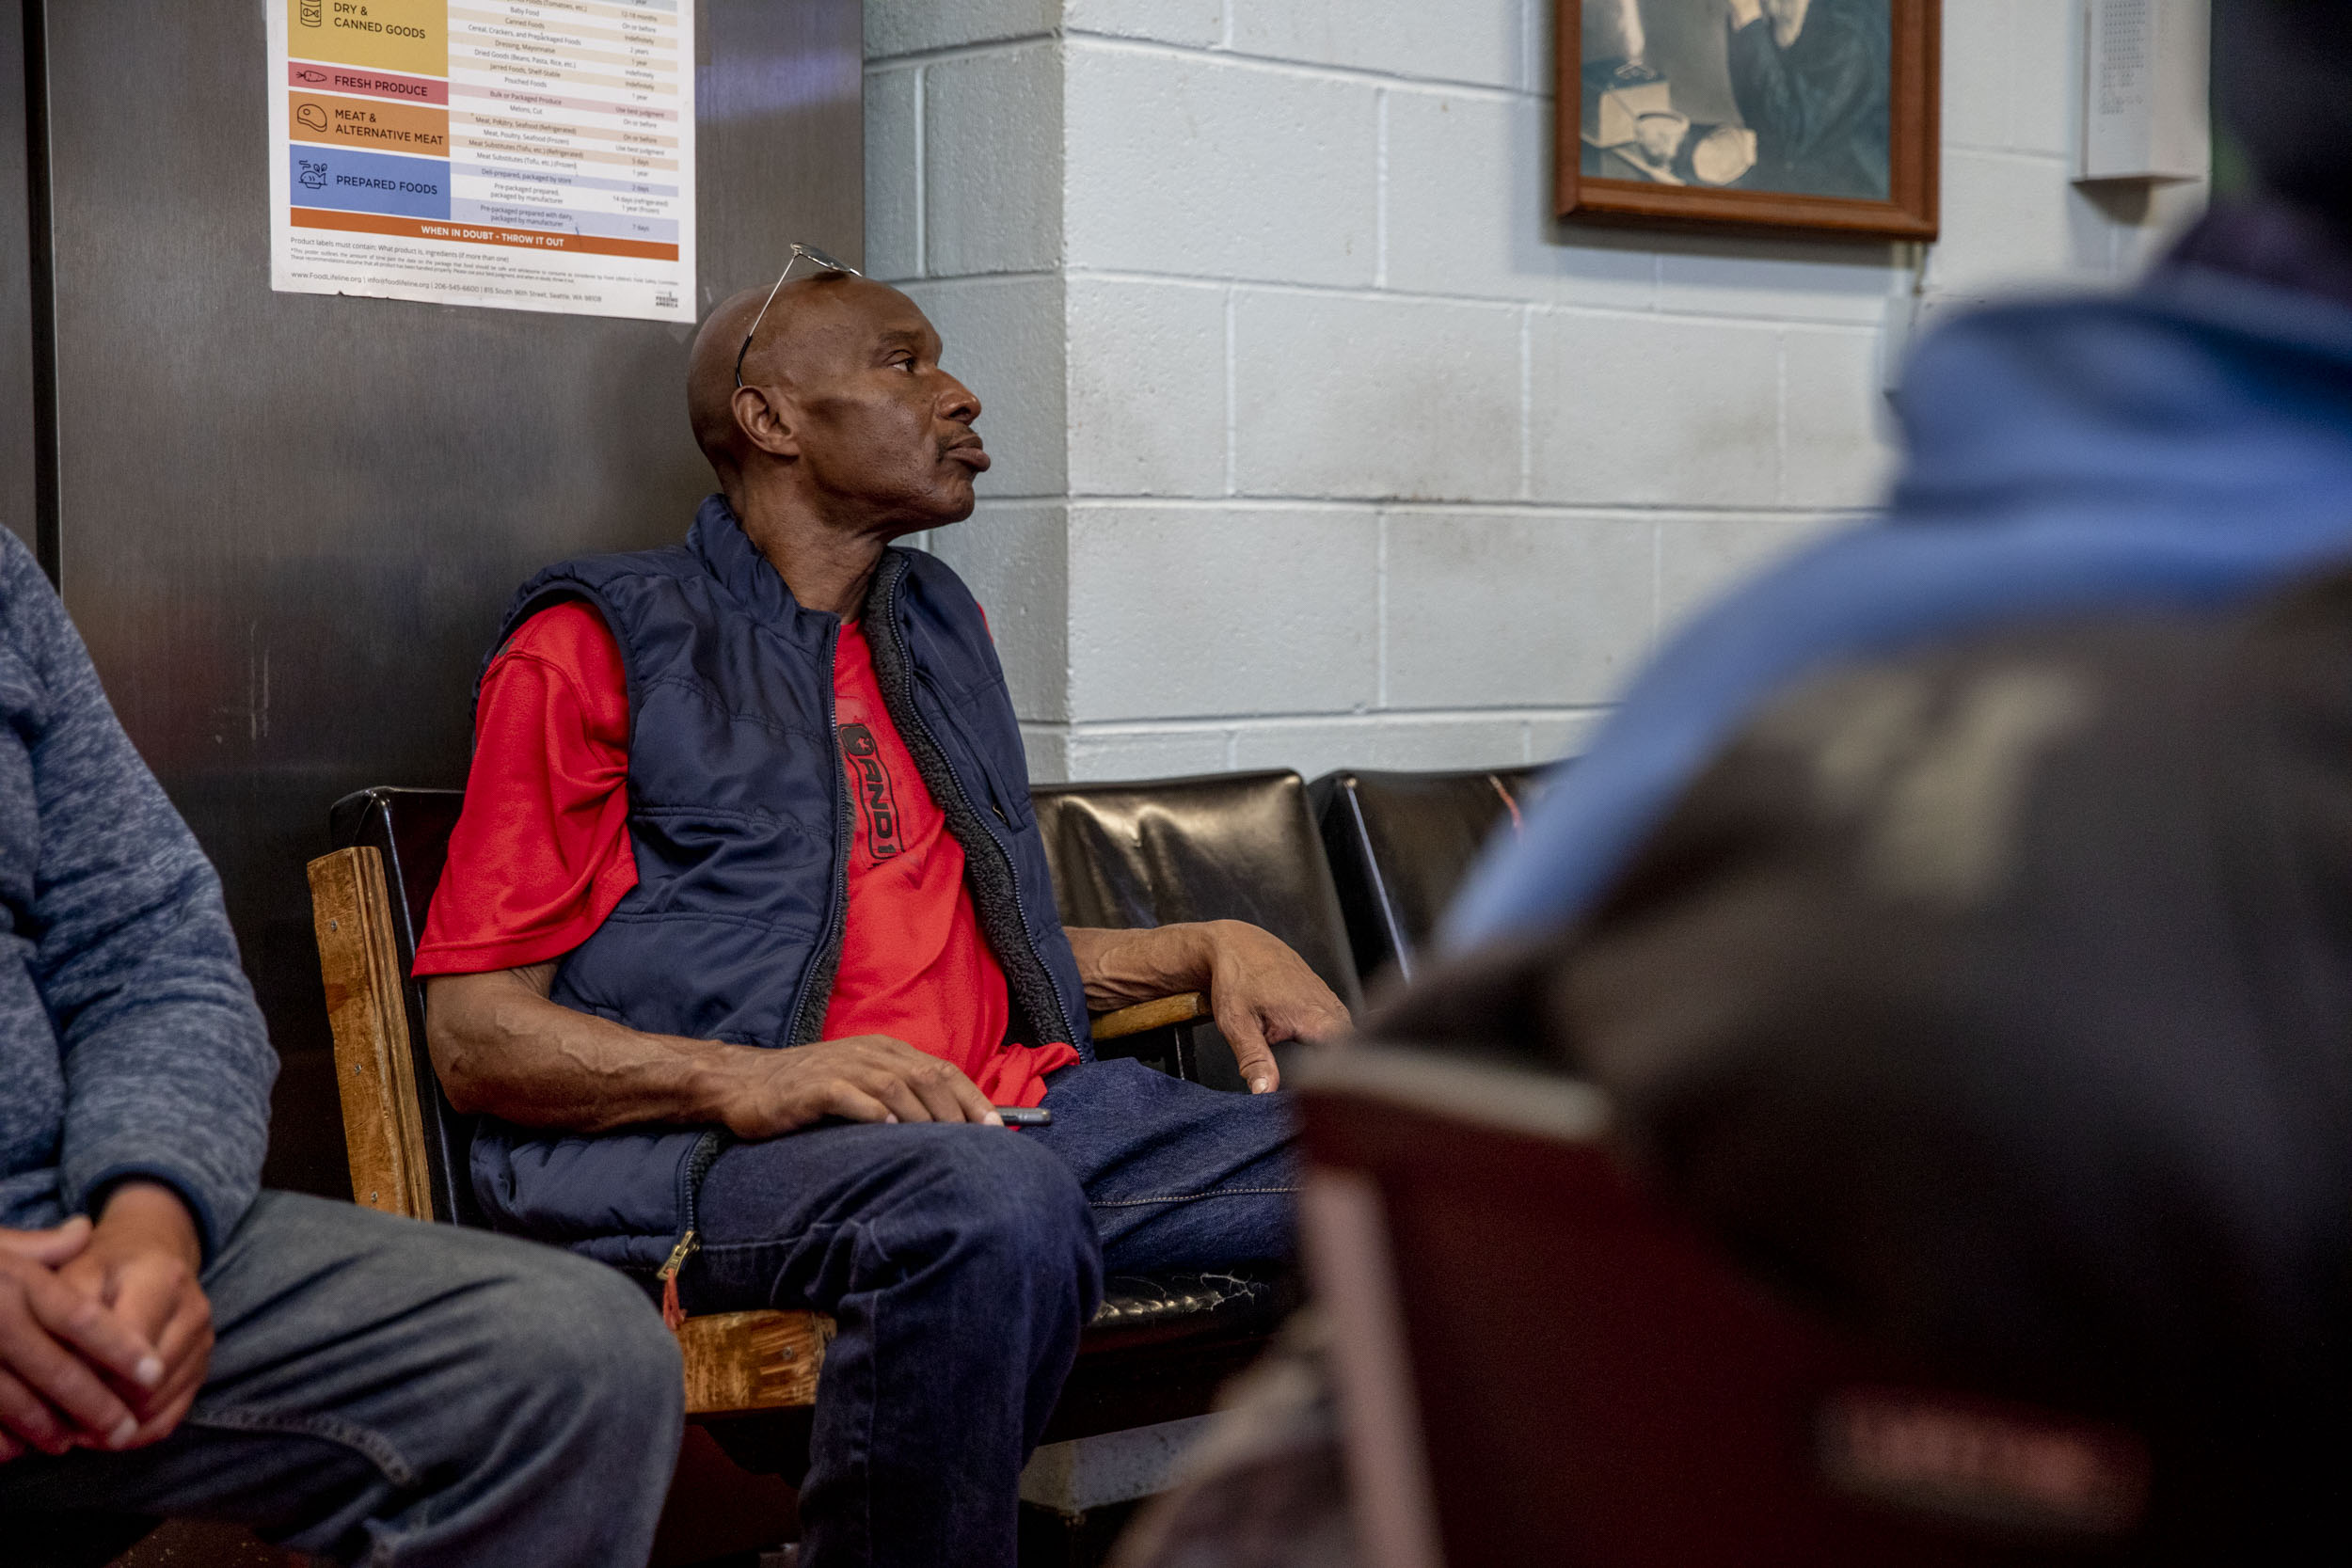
<box><xmin>839</xmin><ymin>723</ymin><xmax>905</xmax><ymax>859</ymax></box>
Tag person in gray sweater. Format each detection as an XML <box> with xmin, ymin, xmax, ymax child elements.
<box><xmin>0</xmin><ymin>531</ymin><xmax>683</xmax><ymax>1566</ymax></box>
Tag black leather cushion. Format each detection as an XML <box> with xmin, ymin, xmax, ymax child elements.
<box><xmin>1309</xmin><ymin>765</ymin><xmax>1553</xmax><ymax>987</ymax></box>
<box><xmin>328</xmin><ymin>786</ymin><xmax>481</xmax><ymax>1227</ymax></box>
<box><xmin>1088</xmin><ymin>1268</ymin><xmax>1281</xmax><ymax>1349</ymax></box>
<box><xmin>1032</xmin><ymin>770</ymin><xmax>1363</xmax><ymax>1014</ymax></box>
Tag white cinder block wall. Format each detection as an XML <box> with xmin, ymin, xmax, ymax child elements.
<box><xmin>866</xmin><ymin>1</ymin><xmax>2206</xmax><ymax>784</ymax></box>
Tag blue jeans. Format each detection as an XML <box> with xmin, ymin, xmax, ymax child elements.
<box><xmin>682</xmin><ymin>1056</ymin><xmax>1297</xmax><ymax>1568</ymax></box>
<box><xmin>0</xmin><ymin>1192</ymin><xmax>683</xmax><ymax>1567</ymax></box>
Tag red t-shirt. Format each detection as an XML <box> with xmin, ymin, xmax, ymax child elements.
<box><xmin>415</xmin><ymin>600</ymin><xmax>1077</xmax><ymax>1107</ymax></box>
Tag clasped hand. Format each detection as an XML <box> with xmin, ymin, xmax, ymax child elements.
<box><xmin>0</xmin><ymin>1182</ymin><xmax>212</xmax><ymax>1464</ymax></box>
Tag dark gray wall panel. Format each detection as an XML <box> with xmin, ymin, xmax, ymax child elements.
<box><xmin>36</xmin><ymin>0</ymin><xmax>862</xmax><ymax>1194</ymax></box>
<box><xmin>0</xmin><ymin>0</ymin><xmax>37</xmax><ymax>558</ymax></box>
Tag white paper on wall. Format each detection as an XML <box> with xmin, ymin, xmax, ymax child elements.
<box><xmin>266</xmin><ymin>0</ymin><xmax>697</xmax><ymax>323</ymax></box>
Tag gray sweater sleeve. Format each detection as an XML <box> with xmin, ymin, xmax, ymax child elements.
<box><xmin>2</xmin><ymin>535</ymin><xmax>274</xmax><ymax>1257</ymax></box>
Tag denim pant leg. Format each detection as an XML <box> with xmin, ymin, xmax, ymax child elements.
<box><xmin>1029</xmin><ymin>1058</ymin><xmax>1301</xmax><ymax>1275</ymax></box>
<box><xmin>0</xmin><ymin>1192</ymin><xmax>684</xmax><ymax>1568</ymax></box>
<box><xmin>683</xmin><ymin>1123</ymin><xmax>1102</xmax><ymax>1568</ymax></box>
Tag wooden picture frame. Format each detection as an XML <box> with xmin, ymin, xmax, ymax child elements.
<box><xmin>1558</xmin><ymin>0</ymin><xmax>1939</xmax><ymax>240</ymax></box>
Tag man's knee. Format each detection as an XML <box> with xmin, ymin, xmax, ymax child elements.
<box><xmin>926</xmin><ymin>1132</ymin><xmax>1098</xmax><ymax>1281</ymax></box>
<box><xmin>456</xmin><ymin>1240</ymin><xmax>683</xmax><ymax>1422</ymax></box>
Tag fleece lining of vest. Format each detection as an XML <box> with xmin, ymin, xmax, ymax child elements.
<box><xmin>862</xmin><ymin>550</ymin><xmax>1077</xmax><ymax>1051</ymax></box>
<box><xmin>788</xmin><ymin>686</ymin><xmax>855</xmax><ymax>1049</ymax></box>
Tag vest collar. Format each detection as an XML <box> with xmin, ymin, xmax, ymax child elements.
<box><xmin>686</xmin><ymin>493</ymin><xmax>836</xmax><ymax>652</ymax></box>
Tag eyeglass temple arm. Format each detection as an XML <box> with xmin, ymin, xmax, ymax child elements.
<box><xmin>732</xmin><ymin>248</ymin><xmax>865</xmax><ymax>388</ymax></box>
<box><xmin>733</xmin><ymin>264</ymin><xmax>796</xmax><ymax>388</ymax></box>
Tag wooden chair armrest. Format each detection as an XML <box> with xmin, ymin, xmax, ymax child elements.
<box><xmin>311</xmin><ymin>849</ymin><xmax>838</xmax><ymax>1418</ymax></box>
<box><xmin>1090</xmin><ymin>991</ymin><xmax>1209</xmax><ymax>1042</ymax></box>
<box><xmin>308</xmin><ymin>847</ymin><xmax>436</xmax><ymax>1219</ymax></box>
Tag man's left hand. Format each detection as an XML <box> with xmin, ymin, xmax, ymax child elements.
<box><xmin>55</xmin><ymin>1182</ymin><xmax>213</xmax><ymax>1450</ymax></box>
<box><xmin>1067</xmin><ymin>921</ymin><xmax>1352</xmax><ymax>1095</ymax></box>
<box><xmin>1195</xmin><ymin>921</ymin><xmax>1351</xmax><ymax>1093</ymax></box>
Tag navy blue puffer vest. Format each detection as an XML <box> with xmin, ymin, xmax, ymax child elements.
<box><xmin>466</xmin><ymin>496</ymin><xmax>1092</xmax><ymax>1271</ymax></box>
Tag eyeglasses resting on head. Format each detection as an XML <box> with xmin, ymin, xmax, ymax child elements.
<box><xmin>733</xmin><ymin>244</ymin><xmax>862</xmax><ymax>388</ymax></box>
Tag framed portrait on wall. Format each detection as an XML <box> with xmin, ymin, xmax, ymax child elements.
<box><xmin>1559</xmin><ymin>0</ymin><xmax>1939</xmax><ymax>239</ymax></box>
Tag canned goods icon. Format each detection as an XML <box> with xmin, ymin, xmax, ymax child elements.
<box><xmin>299</xmin><ymin>1</ymin><xmax>322</xmax><ymax>26</ymax></box>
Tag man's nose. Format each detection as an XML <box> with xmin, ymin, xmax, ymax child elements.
<box><xmin>939</xmin><ymin>376</ymin><xmax>980</xmax><ymax>425</ymax></box>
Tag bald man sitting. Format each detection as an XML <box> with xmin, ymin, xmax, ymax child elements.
<box><xmin>411</xmin><ymin>256</ymin><xmax>1349</xmax><ymax>1568</ymax></box>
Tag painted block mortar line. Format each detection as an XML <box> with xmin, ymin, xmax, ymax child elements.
<box><xmin>1062</xmin><ymin>270</ymin><xmax>1230</xmax><ymax>295</ymax></box>
<box><xmin>1067</xmin><ymin>33</ymin><xmax>1531</xmax><ymax>101</ymax></box>
<box><xmin>1649</xmin><ymin>521</ymin><xmax>1665</xmax><ymax>643</ymax></box>
<box><xmin>1070</xmin><ymin>269</ymin><xmax>1897</xmax><ymax>328</ymax></box>
<box><xmin>1775</xmin><ymin>332</ymin><xmax>1789</xmax><ymax>505</ymax></box>
<box><xmin>867</xmin><ymin>35</ymin><xmax>1066</xmax><ymax>71</ymax></box>
<box><xmin>1049</xmin><ymin>709</ymin><xmax>1606</xmax><ymax>753</ymax></box>
<box><xmin>1941</xmin><ymin>144</ymin><xmax>2074</xmax><ymax>170</ymax></box>
<box><xmin>1068</xmin><ymin>705</ymin><xmax>1616</xmax><ymax>730</ymax></box>
<box><xmin>1544</xmin><ymin>299</ymin><xmax>1899</xmax><ymax>331</ymax></box>
<box><xmin>1224</xmin><ymin>286</ymin><xmax>1238</xmax><ymax>497</ymax></box>
<box><xmin>1376</xmin><ymin>73</ymin><xmax>1556</xmax><ymax>107</ymax></box>
<box><xmin>913</xmin><ymin>63</ymin><xmax>927</xmax><ymax>279</ymax></box>
<box><xmin>1079</xmin><ymin>270</ymin><xmax>1551</xmax><ymax>311</ymax></box>
<box><xmin>1518</xmin><ymin>306</ymin><xmax>1534</xmax><ymax>501</ymax></box>
<box><xmin>1946</xmin><ymin>137</ymin><xmax>2066</xmax><ymax>157</ymax></box>
<box><xmin>1375</xmin><ymin>87</ymin><xmax>1390</xmax><ymax>291</ymax></box>
<box><xmin>878</xmin><ymin>26</ymin><xmax>1544</xmax><ymax>95</ymax></box>
<box><xmin>911</xmin><ymin>269</ymin><xmax>1065</xmax><ymax>290</ymax></box>
<box><xmin>1375</xmin><ymin>510</ymin><xmax>1390</xmax><ymax>707</ymax></box>
<box><xmin>1063</xmin><ymin>496</ymin><xmax>1882</xmax><ymax>518</ymax></box>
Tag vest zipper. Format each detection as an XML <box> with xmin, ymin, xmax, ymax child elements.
<box><xmin>881</xmin><ymin>563</ymin><xmax>1077</xmax><ymax>1048</ymax></box>
<box><xmin>659</xmin><ymin>1127</ymin><xmax>728</xmax><ymax>1331</ymax></box>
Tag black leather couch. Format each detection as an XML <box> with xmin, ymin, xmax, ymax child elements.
<box><xmin>1310</xmin><ymin>764</ymin><xmax>1553</xmax><ymax>988</ymax></box>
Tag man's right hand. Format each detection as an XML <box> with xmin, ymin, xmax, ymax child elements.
<box><xmin>428</xmin><ymin>966</ymin><xmax>1009</xmax><ymax>1138</ymax></box>
<box><xmin>0</xmin><ymin>1216</ymin><xmax>167</xmax><ymax>1464</ymax></box>
<box><xmin>717</xmin><ymin>1035</ymin><xmax>1004</xmax><ymax>1139</ymax></box>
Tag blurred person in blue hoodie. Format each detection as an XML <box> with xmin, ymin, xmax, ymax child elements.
<box><xmin>1120</xmin><ymin>9</ymin><xmax>2352</xmax><ymax>1565</ymax></box>
<box><xmin>1448</xmin><ymin>0</ymin><xmax>2352</xmax><ymax>958</ymax></box>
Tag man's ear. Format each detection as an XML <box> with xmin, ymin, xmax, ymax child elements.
<box><xmin>732</xmin><ymin>384</ymin><xmax>802</xmax><ymax>460</ymax></box>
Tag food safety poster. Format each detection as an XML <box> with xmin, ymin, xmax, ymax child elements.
<box><xmin>267</xmin><ymin>0</ymin><xmax>695</xmax><ymax>323</ymax></box>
